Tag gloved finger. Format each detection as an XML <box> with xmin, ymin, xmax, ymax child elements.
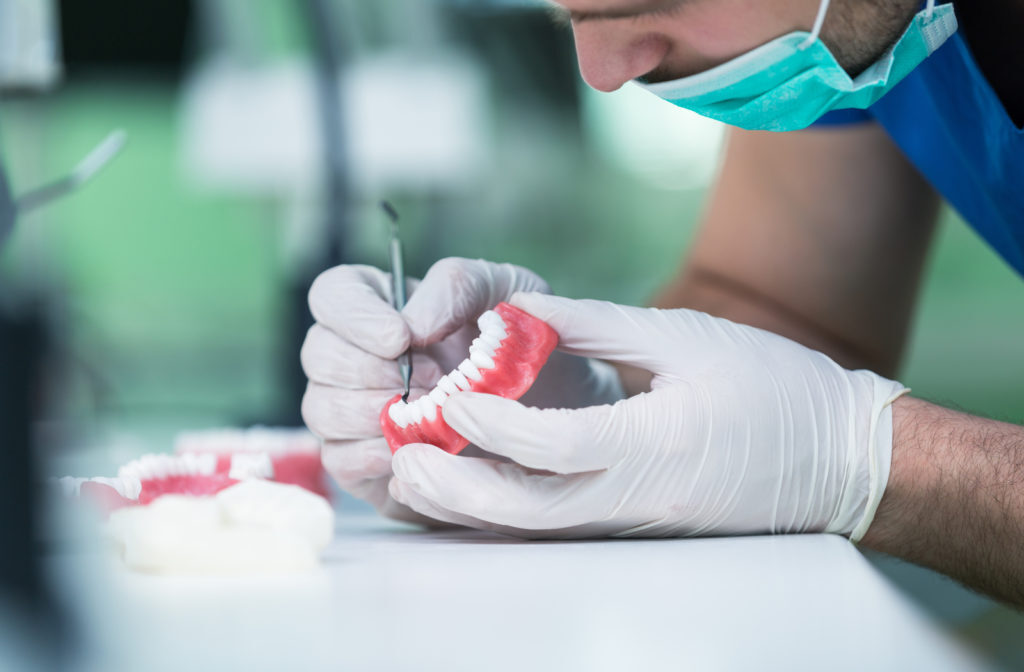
<box><xmin>441</xmin><ymin>392</ymin><xmax>622</xmax><ymax>474</ymax></box>
<box><xmin>302</xmin><ymin>383</ymin><xmax>430</xmax><ymax>440</ymax></box>
<box><xmin>402</xmin><ymin>258</ymin><xmax>549</xmax><ymax>348</ymax></box>
<box><xmin>319</xmin><ymin>438</ymin><xmax>458</xmax><ymax>528</ymax></box>
<box><xmin>509</xmin><ymin>293</ymin><xmax>713</xmax><ymax>374</ymax></box>
<box><xmin>377</xmin><ymin>493</ymin><xmax>460</xmax><ymax>529</ymax></box>
<box><xmin>308</xmin><ymin>265</ymin><xmax>414</xmax><ymax>359</ymax></box>
<box><xmin>389</xmin><ymin>478</ymin><xmax>622</xmax><ymax>539</ymax></box>
<box><xmin>321</xmin><ymin>437</ymin><xmax>394</xmax><ymax>486</ymax></box>
<box><xmin>389</xmin><ymin>477</ymin><xmax>540</xmax><ymax>536</ymax></box>
<box><xmin>391</xmin><ymin>444</ymin><xmax>612</xmax><ymax>531</ymax></box>
<box><xmin>301</xmin><ymin>325</ymin><xmax>445</xmax><ymax>389</ymax></box>
<box><xmin>388</xmin><ymin>476</ymin><xmax>494</xmax><ymax>529</ymax></box>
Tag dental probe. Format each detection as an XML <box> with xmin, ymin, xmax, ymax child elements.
<box><xmin>16</xmin><ymin>130</ymin><xmax>127</xmax><ymax>214</ymax></box>
<box><xmin>381</xmin><ymin>201</ymin><xmax>412</xmax><ymax>403</ymax></box>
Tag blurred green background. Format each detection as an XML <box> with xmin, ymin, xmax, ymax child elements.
<box><xmin>1</xmin><ymin>0</ymin><xmax>1022</xmax><ymax>667</ymax></box>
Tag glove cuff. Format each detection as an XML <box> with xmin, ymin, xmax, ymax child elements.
<box><xmin>848</xmin><ymin>376</ymin><xmax>910</xmax><ymax>542</ymax></box>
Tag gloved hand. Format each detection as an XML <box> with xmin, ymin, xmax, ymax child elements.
<box><xmin>301</xmin><ymin>259</ymin><xmax>624</xmax><ymax>524</ymax></box>
<box><xmin>388</xmin><ymin>293</ymin><xmax>909</xmax><ymax>540</ymax></box>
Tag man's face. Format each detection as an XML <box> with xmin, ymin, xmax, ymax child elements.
<box><xmin>550</xmin><ymin>0</ymin><xmax>921</xmax><ymax>92</ymax></box>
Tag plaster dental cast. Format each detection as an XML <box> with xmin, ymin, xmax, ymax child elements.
<box><xmin>58</xmin><ymin>429</ymin><xmax>334</xmax><ymax>574</ymax></box>
<box><xmin>302</xmin><ymin>0</ymin><xmax>1024</xmax><ymax>607</ymax></box>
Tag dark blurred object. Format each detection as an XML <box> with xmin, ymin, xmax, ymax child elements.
<box><xmin>0</xmin><ymin>157</ymin><xmax>14</xmax><ymax>249</ymax></box>
<box><xmin>0</xmin><ymin>152</ymin><xmax>62</xmax><ymax>661</ymax></box>
<box><xmin>58</xmin><ymin>0</ymin><xmax>194</xmax><ymax>77</ymax></box>
<box><xmin>0</xmin><ymin>302</ymin><xmax>45</xmax><ymax>607</ymax></box>
<box><xmin>446</xmin><ymin>5</ymin><xmax>581</xmax><ymax>129</ymax></box>
<box><xmin>274</xmin><ymin>0</ymin><xmax>351</xmax><ymax>426</ymax></box>
<box><xmin>0</xmin><ymin>293</ymin><xmax>69</xmax><ymax>669</ymax></box>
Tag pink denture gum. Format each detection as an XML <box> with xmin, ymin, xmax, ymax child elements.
<box><xmin>57</xmin><ymin>427</ymin><xmax>329</xmax><ymax>515</ymax></box>
<box><xmin>380</xmin><ymin>302</ymin><xmax>558</xmax><ymax>455</ymax></box>
<box><xmin>173</xmin><ymin>427</ymin><xmax>329</xmax><ymax>499</ymax></box>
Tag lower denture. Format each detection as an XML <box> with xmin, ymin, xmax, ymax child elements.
<box><xmin>380</xmin><ymin>301</ymin><xmax>558</xmax><ymax>455</ymax></box>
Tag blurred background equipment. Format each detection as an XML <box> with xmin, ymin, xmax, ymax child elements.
<box><xmin>0</xmin><ymin>2</ymin><xmax>66</xmax><ymax>665</ymax></box>
<box><xmin>0</xmin><ymin>0</ymin><xmax>61</xmax><ymax>90</ymax></box>
<box><xmin>0</xmin><ymin>146</ymin><xmax>13</xmax><ymax>247</ymax></box>
<box><xmin>0</xmin><ymin>261</ymin><xmax>63</xmax><ymax>672</ymax></box>
<box><xmin>0</xmin><ymin>1</ymin><xmax>1022</xmax><ymax>669</ymax></box>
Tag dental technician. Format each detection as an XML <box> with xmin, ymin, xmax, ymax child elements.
<box><xmin>302</xmin><ymin>0</ymin><xmax>1024</xmax><ymax>605</ymax></box>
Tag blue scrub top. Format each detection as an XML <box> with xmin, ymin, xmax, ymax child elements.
<box><xmin>813</xmin><ymin>22</ymin><xmax>1024</xmax><ymax>276</ymax></box>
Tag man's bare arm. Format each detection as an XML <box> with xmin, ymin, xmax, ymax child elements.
<box><xmin>653</xmin><ymin>122</ymin><xmax>940</xmax><ymax>377</ymax></box>
<box><xmin>863</xmin><ymin>397</ymin><xmax>1024</xmax><ymax>606</ymax></box>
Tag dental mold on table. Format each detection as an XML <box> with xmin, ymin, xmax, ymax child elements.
<box><xmin>54</xmin><ymin>427</ymin><xmax>335</xmax><ymax>575</ymax></box>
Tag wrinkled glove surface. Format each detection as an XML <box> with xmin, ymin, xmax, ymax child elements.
<box><xmin>389</xmin><ymin>293</ymin><xmax>907</xmax><ymax>541</ymax></box>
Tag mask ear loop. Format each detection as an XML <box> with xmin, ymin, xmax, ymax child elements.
<box><xmin>924</xmin><ymin>0</ymin><xmax>936</xmax><ymax>19</ymax></box>
<box><xmin>799</xmin><ymin>0</ymin><xmax>831</xmax><ymax>49</ymax></box>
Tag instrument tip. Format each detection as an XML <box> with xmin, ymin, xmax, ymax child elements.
<box><xmin>380</xmin><ymin>200</ymin><xmax>399</xmax><ymax>223</ymax></box>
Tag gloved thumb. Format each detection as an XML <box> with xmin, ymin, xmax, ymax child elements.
<box><xmin>402</xmin><ymin>258</ymin><xmax>549</xmax><ymax>347</ymax></box>
<box><xmin>509</xmin><ymin>293</ymin><xmax>692</xmax><ymax>374</ymax></box>
<box><xmin>442</xmin><ymin>392</ymin><xmax>622</xmax><ymax>474</ymax></box>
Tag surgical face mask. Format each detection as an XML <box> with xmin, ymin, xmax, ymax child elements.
<box><xmin>636</xmin><ymin>0</ymin><xmax>958</xmax><ymax>131</ymax></box>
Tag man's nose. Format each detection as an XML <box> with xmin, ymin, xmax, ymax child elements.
<box><xmin>572</xmin><ymin>25</ymin><xmax>670</xmax><ymax>92</ymax></box>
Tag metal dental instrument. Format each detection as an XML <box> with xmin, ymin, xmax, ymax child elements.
<box><xmin>15</xmin><ymin>129</ymin><xmax>127</xmax><ymax>214</ymax></box>
<box><xmin>382</xmin><ymin>201</ymin><xmax>412</xmax><ymax>402</ymax></box>
<box><xmin>1</xmin><ymin>130</ymin><xmax>126</xmax><ymax>251</ymax></box>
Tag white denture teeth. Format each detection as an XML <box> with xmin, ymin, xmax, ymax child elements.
<box><xmin>458</xmin><ymin>359</ymin><xmax>483</xmax><ymax>381</ymax></box>
<box><xmin>477</xmin><ymin>311</ymin><xmax>508</xmax><ymax>339</ymax></box>
<box><xmin>408</xmin><ymin>400</ymin><xmax>425</xmax><ymax>424</ymax></box>
<box><xmin>418</xmin><ymin>396</ymin><xmax>438</xmax><ymax>422</ymax></box>
<box><xmin>449</xmin><ymin>369</ymin><xmax>471</xmax><ymax>391</ymax></box>
<box><xmin>54</xmin><ymin>475</ymin><xmax>142</xmax><ymax>500</ymax></box>
<box><xmin>437</xmin><ymin>375</ymin><xmax>459</xmax><ymax>395</ymax></box>
<box><xmin>470</xmin><ymin>350</ymin><xmax>495</xmax><ymax>370</ymax></box>
<box><xmin>118</xmin><ymin>452</ymin><xmax>217</xmax><ymax>482</ymax></box>
<box><xmin>470</xmin><ymin>337</ymin><xmax>497</xmax><ymax>361</ymax></box>
<box><xmin>478</xmin><ymin>333</ymin><xmax>501</xmax><ymax>351</ymax></box>
<box><xmin>389</xmin><ymin>310</ymin><xmax>513</xmax><ymax>429</ymax></box>
<box><xmin>388</xmin><ymin>402</ymin><xmax>410</xmax><ymax>428</ymax></box>
<box><xmin>91</xmin><ymin>476</ymin><xmax>142</xmax><ymax>500</ymax></box>
<box><xmin>229</xmin><ymin>452</ymin><xmax>275</xmax><ymax>481</ymax></box>
<box><xmin>55</xmin><ymin>476</ymin><xmax>87</xmax><ymax>497</ymax></box>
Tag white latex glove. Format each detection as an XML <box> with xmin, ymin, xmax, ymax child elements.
<box><xmin>388</xmin><ymin>293</ymin><xmax>909</xmax><ymax>540</ymax></box>
<box><xmin>301</xmin><ymin>259</ymin><xmax>623</xmax><ymax>524</ymax></box>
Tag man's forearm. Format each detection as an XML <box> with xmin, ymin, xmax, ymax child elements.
<box><xmin>653</xmin><ymin>267</ymin><xmax>904</xmax><ymax>376</ymax></box>
<box><xmin>861</xmin><ymin>396</ymin><xmax>1024</xmax><ymax>606</ymax></box>
<box><xmin>616</xmin><ymin>267</ymin><xmax>911</xmax><ymax>397</ymax></box>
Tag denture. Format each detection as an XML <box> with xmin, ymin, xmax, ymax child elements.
<box><xmin>57</xmin><ymin>429</ymin><xmax>329</xmax><ymax>516</ymax></box>
<box><xmin>118</xmin><ymin>452</ymin><xmax>238</xmax><ymax>505</ymax></box>
<box><xmin>173</xmin><ymin>427</ymin><xmax>329</xmax><ymax>499</ymax></box>
<box><xmin>380</xmin><ymin>301</ymin><xmax>558</xmax><ymax>455</ymax></box>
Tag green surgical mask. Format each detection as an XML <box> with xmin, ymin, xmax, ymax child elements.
<box><xmin>636</xmin><ymin>0</ymin><xmax>958</xmax><ymax>131</ymax></box>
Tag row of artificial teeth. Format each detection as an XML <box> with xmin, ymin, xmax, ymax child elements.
<box><xmin>118</xmin><ymin>452</ymin><xmax>217</xmax><ymax>482</ymax></box>
<box><xmin>226</xmin><ymin>452</ymin><xmax>275</xmax><ymax>481</ymax></box>
<box><xmin>388</xmin><ymin>310</ymin><xmax>508</xmax><ymax>429</ymax></box>
<box><xmin>54</xmin><ymin>475</ymin><xmax>143</xmax><ymax>500</ymax></box>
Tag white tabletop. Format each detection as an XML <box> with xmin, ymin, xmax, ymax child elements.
<box><xmin>50</xmin><ymin>513</ymin><xmax>990</xmax><ymax>672</ymax></box>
